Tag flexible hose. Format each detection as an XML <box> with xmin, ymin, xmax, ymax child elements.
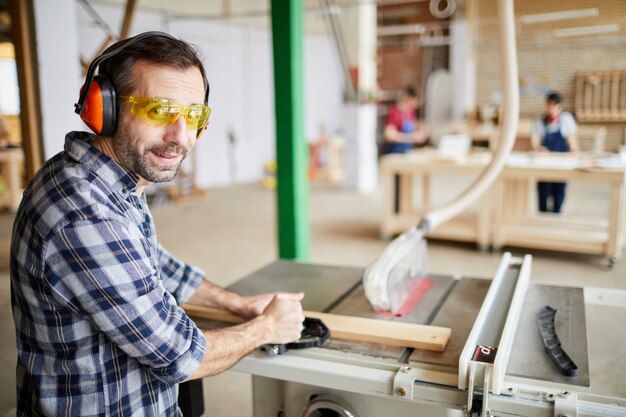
<box><xmin>363</xmin><ymin>0</ymin><xmax>519</xmax><ymax>313</ymax></box>
<box><xmin>420</xmin><ymin>0</ymin><xmax>519</xmax><ymax>234</ymax></box>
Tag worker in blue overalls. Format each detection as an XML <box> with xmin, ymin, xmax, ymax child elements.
<box><xmin>531</xmin><ymin>91</ymin><xmax>579</xmax><ymax>213</ymax></box>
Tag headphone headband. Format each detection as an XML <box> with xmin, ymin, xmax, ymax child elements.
<box><xmin>74</xmin><ymin>31</ymin><xmax>178</xmax><ymax>114</ymax></box>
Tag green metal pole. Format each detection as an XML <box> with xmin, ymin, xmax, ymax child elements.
<box><xmin>271</xmin><ymin>0</ymin><xmax>310</xmax><ymax>260</ymax></box>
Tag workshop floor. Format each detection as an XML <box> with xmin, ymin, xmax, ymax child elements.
<box><xmin>0</xmin><ymin>181</ymin><xmax>624</xmax><ymax>416</ymax></box>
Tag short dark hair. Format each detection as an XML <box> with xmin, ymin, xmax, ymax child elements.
<box><xmin>403</xmin><ymin>85</ymin><xmax>419</xmax><ymax>99</ymax></box>
<box><xmin>546</xmin><ymin>91</ymin><xmax>562</xmax><ymax>104</ymax></box>
<box><xmin>98</xmin><ymin>34</ymin><xmax>208</xmax><ymax>99</ymax></box>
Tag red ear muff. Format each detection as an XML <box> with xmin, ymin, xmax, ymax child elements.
<box><xmin>79</xmin><ymin>75</ymin><xmax>117</xmax><ymax>136</ymax></box>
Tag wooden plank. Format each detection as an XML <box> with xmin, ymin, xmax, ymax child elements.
<box><xmin>422</xmin><ymin>173</ymin><xmax>430</xmax><ymax>208</ymax></box>
<box><xmin>398</xmin><ymin>173</ymin><xmax>413</xmax><ymax>214</ymax></box>
<box><xmin>584</xmin><ymin>79</ymin><xmax>593</xmax><ymax>114</ymax></box>
<box><xmin>575</xmin><ymin>75</ymin><xmax>583</xmax><ymax>115</ymax></box>
<box><xmin>577</xmin><ymin>71</ymin><xmax>626</xmax><ymax>122</ymax></box>
<box><xmin>0</xmin><ymin>149</ymin><xmax>25</xmax><ymax>211</ymax></box>
<box><xmin>119</xmin><ymin>0</ymin><xmax>138</xmax><ymax>39</ymax></box>
<box><xmin>621</xmin><ymin>73</ymin><xmax>626</xmax><ymax>111</ymax></box>
<box><xmin>183</xmin><ymin>304</ymin><xmax>451</xmax><ymax>352</ymax></box>
<box><xmin>602</xmin><ymin>73</ymin><xmax>611</xmax><ymax>112</ymax></box>
<box><xmin>381</xmin><ymin>168</ymin><xmax>395</xmax><ymax>237</ymax></box>
<box><xmin>611</xmin><ymin>71</ymin><xmax>620</xmax><ymax>115</ymax></box>
<box><xmin>593</xmin><ymin>75</ymin><xmax>602</xmax><ymax>114</ymax></box>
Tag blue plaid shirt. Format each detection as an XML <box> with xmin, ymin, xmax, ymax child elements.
<box><xmin>10</xmin><ymin>132</ymin><xmax>207</xmax><ymax>416</ymax></box>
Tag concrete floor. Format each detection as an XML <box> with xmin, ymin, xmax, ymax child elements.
<box><xmin>1</xmin><ymin>181</ymin><xmax>625</xmax><ymax>416</ymax></box>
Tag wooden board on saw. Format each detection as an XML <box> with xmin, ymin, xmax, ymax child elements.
<box><xmin>183</xmin><ymin>304</ymin><xmax>451</xmax><ymax>352</ymax></box>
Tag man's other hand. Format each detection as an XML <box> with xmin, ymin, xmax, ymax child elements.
<box><xmin>232</xmin><ymin>292</ymin><xmax>304</xmax><ymax>318</ymax></box>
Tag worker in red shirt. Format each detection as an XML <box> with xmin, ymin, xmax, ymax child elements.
<box><xmin>383</xmin><ymin>85</ymin><xmax>429</xmax><ymax>213</ymax></box>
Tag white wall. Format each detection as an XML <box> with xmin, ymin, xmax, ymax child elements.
<box><xmin>343</xmin><ymin>103</ymin><xmax>377</xmax><ymax>193</ymax></box>
<box><xmin>68</xmin><ymin>4</ymin><xmax>346</xmax><ymax>188</ymax></box>
<box><xmin>33</xmin><ymin>0</ymin><xmax>84</xmax><ymax>159</ymax></box>
<box><xmin>304</xmin><ymin>36</ymin><xmax>346</xmax><ymax>142</ymax></box>
<box><xmin>166</xmin><ymin>20</ymin><xmax>277</xmax><ymax>187</ymax></box>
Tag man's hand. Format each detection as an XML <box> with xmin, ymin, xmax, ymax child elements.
<box><xmin>185</xmin><ymin>292</ymin><xmax>305</xmax><ymax>380</ymax></box>
<box><xmin>186</xmin><ymin>281</ymin><xmax>304</xmax><ymax>319</ymax></box>
<box><xmin>234</xmin><ymin>293</ymin><xmax>275</xmax><ymax>318</ymax></box>
<box><xmin>260</xmin><ymin>293</ymin><xmax>305</xmax><ymax>344</ymax></box>
<box><xmin>228</xmin><ymin>292</ymin><xmax>303</xmax><ymax>319</ymax></box>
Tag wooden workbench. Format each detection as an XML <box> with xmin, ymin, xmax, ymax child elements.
<box><xmin>380</xmin><ymin>151</ymin><xmax>626</xmax><ymax>265</ymax></box>
<box><xmin>493</xmin><ymin>159</ymin><xmax>625</xmax><ymax>266</ymax></box>
<box><xmin>380</xmin><ymin>151</ymin><xmax>493</xmax><ymax>250</ymax></box>
<box><xmin>0</xmin><ymin>147</ymin><xmax>24</xmax><ymax>211</ymax></box>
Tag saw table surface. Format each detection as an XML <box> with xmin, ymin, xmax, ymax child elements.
<box><xmin>212</xmin><ymin>260</ymin><xmax>589</xmax><ymax>387</ymax></box>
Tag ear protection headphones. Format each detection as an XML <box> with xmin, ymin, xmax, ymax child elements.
<box><xmin>74</xmin><ymin>31</ymin><xmax>210</xmax><ymax>139</ymax></box>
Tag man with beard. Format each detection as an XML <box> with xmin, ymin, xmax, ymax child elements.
<box><xmin>10</xmin><ymin>32</ymin><xmax>304</xmax><ymax>417</ymax></box>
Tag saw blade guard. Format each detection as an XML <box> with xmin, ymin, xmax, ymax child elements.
<box><xmin>363</xmin><ymin>227</ymin><xmax>428</xmax><ymax>314</ymax></box>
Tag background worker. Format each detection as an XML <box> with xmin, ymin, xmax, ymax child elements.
<box><xmin>383</xmin><ymin>85</ymin><xmax>429</xmax><ymax>154</ymax></box>
<box><xmin>383</xmin><ymin>85</ymin><xmax>429</xmax><ymax>213</ymax></box>
<box><xmin>531</xmin><ymin>91</ymin><xmax>579</xmax><ymax>213</ymax></box>
<box><xmin>10</xmin><ymin>32</ymin><xmax>305</xmax><ymax>417</ymax></box>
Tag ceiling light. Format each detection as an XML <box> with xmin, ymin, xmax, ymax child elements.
<box><xmin>520</xmin><ymin>8</ymin><xmax>599</xmax><ymax>24</ymax></box>
<box><xmin>553</xmin><ymin>24</ymin><xmax>620</xmax><ymax>38</ymax></box>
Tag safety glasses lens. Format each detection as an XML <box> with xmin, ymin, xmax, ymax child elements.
<box><xmin>185</xmin><ymin>105</ymin><xmax>210</xmax><ymax>130</ymax></box>
<box><xmin>122</xmin><ymin>96</ymin><xmax>211</xmax><ymax>131</ymax></box>
<box><xmin>141</xmin><ymin>101</ymin><xmax>179</xmax><ymax>125</ymax></box>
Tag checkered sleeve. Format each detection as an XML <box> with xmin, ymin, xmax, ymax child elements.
<box><xmin>157</xmin><ymin>244</ymin><xmax>206</xmax><ymax>305</ymax></box>
<box><xmin>43</xmin><ymin>218</ymin><xmax>207</xmax><ymax>385</ymax></box>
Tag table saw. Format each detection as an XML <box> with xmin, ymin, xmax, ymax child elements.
<box><xmin>188</xmin><ymin>253</ymin><xmax>626</xmax><ymax>417</ymax></box>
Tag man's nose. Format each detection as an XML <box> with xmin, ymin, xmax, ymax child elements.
<box><xmin>163</xmin><ymin>113</ymin><xmax>190</xmax><ymax>145</ymax></box>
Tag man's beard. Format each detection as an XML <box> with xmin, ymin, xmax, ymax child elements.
<box><xmin>112</xmin><ymin>130</ymin><xmax>189</xmax><ymax>183</ymax></box>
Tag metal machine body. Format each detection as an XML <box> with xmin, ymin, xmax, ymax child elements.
<box><xmin>205</xmin><ymin>255</ymin><xmax>625</xmax><ymax>417</ymax></box>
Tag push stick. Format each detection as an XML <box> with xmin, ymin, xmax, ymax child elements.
<box><xmin>183</xmin><ymin>304</ymin><xmax>451</xmax><ymax>352</ymax></box>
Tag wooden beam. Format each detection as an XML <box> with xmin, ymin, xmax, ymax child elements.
<box><xmin>82</xmin><ymin>34</ymin><xmax>114</xmax><ymax>75</ymax></box>
<box><xmin>9</xmin><ymin>0</ymin><xmax>44</xmax><ymax>181</ymax></box>
<box><xmin>119</xmin><ymin>0</ymin><xmax>138</xmax><ymax>40</ymax></box>
<box><xmin>222</xmin><ymin>0</ymin><xmax>231</xmax><ymax>17</ymax></box>
<box><xmin>183</xmin><ymin>304</ymin><xmax>451</xmax><ymax>352</ymax></box>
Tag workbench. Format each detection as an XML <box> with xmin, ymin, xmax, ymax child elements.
<box><xmin>0</xmin><ymin>147</ymin><xmax>23</xmax><ymax>211</ymax></box>
<box><xmin>381</xmin><ymin>151</ymin><xmax>493</xmax><ymax>249</ymax></box>
<box><xmin>380</xmin><ymin>151</ymin><xmax>626</xmax><ymax>265</ymax></box>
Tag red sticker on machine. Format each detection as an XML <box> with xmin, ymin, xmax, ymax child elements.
<box><xmin>472</xmin><ymin>345</ymin><xmax>498</xmax><ymax>363</ymax></box>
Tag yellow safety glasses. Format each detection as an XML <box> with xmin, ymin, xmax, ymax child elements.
<box><xmin>119</xmin><ymin>95</ymin><xmax>211</xmax><ymax>132</ymax></box>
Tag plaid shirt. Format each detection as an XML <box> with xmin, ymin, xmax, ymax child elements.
<box><xmin>10</xmin><ymin>132</ymin><xmax>207</xmax><ymax>416</ymax></box>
